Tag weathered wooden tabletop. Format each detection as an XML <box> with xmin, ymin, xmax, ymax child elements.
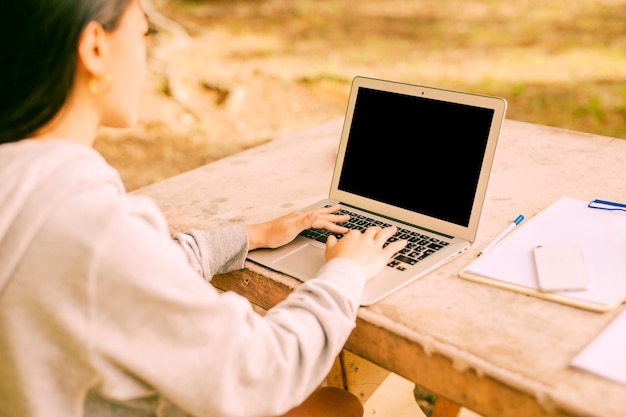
<box><xmin>136</xmin><ymin>118</ymin><xmax>626</xmax><ymax>417</ymax></box>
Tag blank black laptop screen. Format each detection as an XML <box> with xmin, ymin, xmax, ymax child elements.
<box><xmin>338</xmin><ymin>86</ymin><xmax>494</xmax><ymax>227</ymax></box>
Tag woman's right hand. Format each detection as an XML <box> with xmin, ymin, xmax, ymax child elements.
<box><xmin>325</xmin><ymin>226</ymin><xmax>407</xmax><ymax>280</ymax></box>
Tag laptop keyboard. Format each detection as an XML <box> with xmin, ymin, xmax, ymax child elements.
<box><xmin>298</xmin><ymin>207</ymin><xmax>450</xmax><ymax>270</ymax></box>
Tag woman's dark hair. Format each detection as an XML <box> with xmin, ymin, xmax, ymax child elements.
<box><xmin>0</xmin><ymin>0</ymin><xmax>132</xmax><ymax>144</ymax></box>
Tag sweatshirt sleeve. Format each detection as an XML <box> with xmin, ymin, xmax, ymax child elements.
<box><xmin>172</xmin><ymin>226</ymin><xmax>249</xmax><ymax>279</ymax></box>
<box><xmin>88</xmin><ymin>197</ymin><xmax>367</xmax><ymax>417</ymax></box>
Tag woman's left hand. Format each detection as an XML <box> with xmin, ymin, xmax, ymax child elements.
<box><xmin>246</xmin><ymin>205</ymin><xmax>349</xmax><ymax>250</ymax></box>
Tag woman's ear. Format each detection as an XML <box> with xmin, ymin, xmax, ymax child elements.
<box><xmin>77</xmin><ymin>21</ymin><xmax>108</xmax><ymax>77</ymax></box>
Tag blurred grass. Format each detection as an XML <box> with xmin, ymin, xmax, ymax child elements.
<box><xmin>168</xmin><ymin>0</ymin><xmax>626</xmax><ymax>139</ymax></box>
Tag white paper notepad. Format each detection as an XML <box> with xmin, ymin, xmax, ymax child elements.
<box><xmin>459</xmin><ymin>196</ymin><xmax>626</xmax><ymax>312</ymax></box>
<box><xmin>571</xmin><ymin>309</ymin><xmax>626</xmax><ymax>386</ymax></box>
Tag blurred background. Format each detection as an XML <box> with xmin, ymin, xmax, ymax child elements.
<box><xmin>96</xmin><ymin>0</ymin><xmax>626</xmax><ymax>191</ymax></box>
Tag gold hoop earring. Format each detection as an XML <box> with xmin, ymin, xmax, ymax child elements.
<box><xmin>88</xmin><ymin>73</ymin><xmax>113</xmax><ymax>95</ymax></box>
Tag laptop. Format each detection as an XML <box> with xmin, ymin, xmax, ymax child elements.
<box><xmin>248</xmin><ymin>76</ymin><xmax>507</xmax><ymax>305</ymax></box>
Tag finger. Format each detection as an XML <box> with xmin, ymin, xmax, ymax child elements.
<box><xmin>384</xmin><ymin>239</ymin><xmax>407</xmax><ymax>255</ymax></box>
<box><xmin>311</xmin><ymin>205</ymin><xmax>340</xmax><ymax>218</ymax></box>
<box><xmin>320</xmin><ymin>204</ymin><xmax>342</xmax><ymax>214</ymax></box>
<box><xmin>362</xmin><ymin>226</ymin><xmax>383</xmax><ymax>237</ymax></box>
<box><xmin>326</xmin><ymin>235</ymin><xmax>338</xmax><ymax>249</ymax></box>
<box><xmin>311</xmin><ymin>213</ymin><xmax>350</xmax><ymax>230</ymax></box>
<box><xmin>319</xmin><ymin>213</ymin><xmax>350</xmax><ymax>225</ymax></box>
<box><xmin>329</xmin><ymin>213</ymin><xmax>351</xmax><ymax>222</ymax></box>
<box><xmin>374</xmin><ymin>226</ymin><xmax>398</xmax><ymax>242</ymax></box>
<box><xmin>337</xmin><ymin>229</ymin><xmax>361</xmax><ymax>243</ymax></box>
<box><xmin>305</xmin><ymin>210</ymin><xmax>333</xmax><ymax>230</ymax></box>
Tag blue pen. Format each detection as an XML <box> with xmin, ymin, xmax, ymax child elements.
<box><xmin>478</xmin><ymin>214</ymin><xmax>524</xmax><ymax>256</ymax></box>
<box><xmin>588</xmin><ymin>199</ymin><xmax>626</xmax><ymax>212</ymax></box>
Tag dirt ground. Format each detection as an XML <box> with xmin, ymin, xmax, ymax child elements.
<box><xmin>95</xmin><ymin>0</ymin><xmax>626</xmax><ymax>191</ymax></box>
<box><xmin>95</xmin><ymin>0</ymin><xmax>353</xmax><ymax>191</ymax></box>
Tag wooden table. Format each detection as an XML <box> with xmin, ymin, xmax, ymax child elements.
<box><xmin>135</xmin><ymin>118</ymin><xmax>626</xmax><ymax>417</ymax></box>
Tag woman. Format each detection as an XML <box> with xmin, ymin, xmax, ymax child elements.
<box><xmin>0</xmin><ymin>1</ymin><xmax>406</xmax><ymax>416</ymax></box>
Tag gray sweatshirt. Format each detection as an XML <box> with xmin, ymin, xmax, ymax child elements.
<box><xmin>0</xmin><ymin>139</ymin><xmax>367</xmax><ymax>417</ymax></box>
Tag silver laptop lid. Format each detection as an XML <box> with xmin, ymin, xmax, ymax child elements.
<box><xmin>331</xmin><ymin>76</ymin><xmax>507</xmax><ymax>242</ymax></box>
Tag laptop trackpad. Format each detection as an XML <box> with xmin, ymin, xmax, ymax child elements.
<box><xmin>274</xmin><ymin>244</ymin><xmax>326</xmax><ymax>280</ymax></box>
